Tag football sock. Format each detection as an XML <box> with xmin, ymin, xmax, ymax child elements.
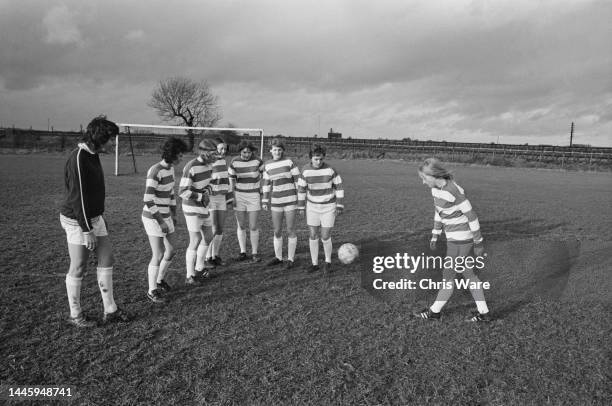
<box><xmin>309</xmin><ymin>238</ymin><xmax>319</xmax><ymax>265</ymax></box>
<box><xmin>237</xmin><ymin>227</ymin><xmax>247</xmax><ymax>253</ymax></box>
<box><xmin>274</xmin><ymin>236</ymin><xmax>283</xmax><ymax>260</ymax></box>
<box><xmin>97</xmin><ymin>267</ymin><xmax>117</xmax><ymax>314</ymax></box>
<box><xmin>322</xmin><ymin>238</ymin><xmax>333</xmax><ymax>263</ymax></box>
<box><xmin>186</xmin><ymin>249</ymin><xmax>197</xmax><ymax>277</ymax></box>
<box><xmin>65</xmin><ymin>274</ymin><xmax>82</xmax><ymax>318</ymax></box>
<box><xmin>213</xmin><ymin>234</ymin><xmax>223</xmax><ymax>257</ymax></box>
<box><xmin>195</xmin><ymin>243</ymin><xmax>208</xmax><ymax>270</ymax></box>
<box><xmin>475</xmin><ymin>300</ymin><xmax>489</xmax><ymax>314</ymax></box>
<box><xmin>288</xmin><ymin>236</ymin><xmax>297</xmax><ymax>261</ymax></box>
<box><xmin>430</xmin><ymin>301</ymin><xmax>446</xmax><ymax>313</ymax></box>
<box><xmin>206</xmin><ymin>242</ymin><xmax>213</xmax><ymax>261</ymax></box>
<box><xmin>157</xmin><ymin>258</ymin><xmax>172</xmax><ymax>283</ymax></box>
<box><xmin>250</xmin><ymin>229</ymin><xmax>259</xmax><ymax>255</ymax></box>
<box><xmin>147</xmin><ymin>265</ymin><xmax>159</xmax><ymax>294</ymax></box>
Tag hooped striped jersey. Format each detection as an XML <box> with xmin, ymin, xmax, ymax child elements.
<box><xmin>179</xmin><ymin>157</ymin><xmax>213</xmax><ymax>216</ymax></box>
<box><xmin>261</xmin><ymin>158</ymin><xmax>300</xmax><ymax>208</ymax></box>
<box><xmin>142</xmin><ymin>161</ymin><xmax>176</xmax><ymax>222</ymax></box>
<box><xmin>430</xmin><ymin>180</ymin><xmax>483</xmax><ymax>243</ymax></box>
<box><xmin>297</xmin><ymin>162</ymin><xmax>344</xmax><ymax>209</ymax></box>
<box><xmin>209</xmin><ymin>156</ymin><xmax>230</xmax><ymax>194</ymax></box>
<box><xmin>228</xmin><ymin>156</ymin><xmax>264</xmax><ymax>194</ymax></box>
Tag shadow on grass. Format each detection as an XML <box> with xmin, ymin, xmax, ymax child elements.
<box><xmin>349</xmin><ymin>219</ymin><xmax>580</xmax><ymax>319</ymax></box>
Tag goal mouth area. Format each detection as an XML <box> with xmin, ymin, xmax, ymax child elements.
<box><xmin>112</xmin><ymin>123</ymin><xmax>265</xmax><ymax>175</ymax></box>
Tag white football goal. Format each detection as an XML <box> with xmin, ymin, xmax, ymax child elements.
<box><xmin>114</xmin><ymin>123</ymin><xmax>264</xmax><ymax>176</ymax></box>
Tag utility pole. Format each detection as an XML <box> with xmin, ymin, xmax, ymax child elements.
<box><xmin>569</xmin><ymin>122</ymin><xmax>574</xmax><ymax>147</ymax></box>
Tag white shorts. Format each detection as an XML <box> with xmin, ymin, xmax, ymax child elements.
<box><xmin>271</xmin><ymin>204</ymin><xmax>297</xmax><ymax>213</ymax></box>
<box><xmin>208</xmin><ymin>194</ymin><xmax>227</xmax><ymax>211</ymax></box>
<box><xmin>184</xmin><ymin>213</ymin><xmax>213</xmax><ymax>233</ymax></box>
<box><xmin>142</xmin><ymin>216</ymin><xmax>175</xmax><ymax>237</ymax></box>
<box><xmin>306</xmin><ymin>203</ymin><xmax>336</xmax><ymax>228</ymax></box>
<box><xmin>234</xmin><ymin>192</ymin><xmax>261</xmax><ymax>212</ymax></box>
<box><xmin>60</xmin><ymin>214</ymin><xmax>108</xmax><ymax>245</ymax></box>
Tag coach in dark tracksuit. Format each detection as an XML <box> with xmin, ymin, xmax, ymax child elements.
<box><xmin>59</xmin><ymin>115</ymin><xmax>129</xmax><ymax>327</ymax></box>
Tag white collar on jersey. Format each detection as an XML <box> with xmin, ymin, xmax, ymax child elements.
<box><xmin>78</xmin><ymin>142</ymin><xmax>95</xmax><ymax>154</ymax></box>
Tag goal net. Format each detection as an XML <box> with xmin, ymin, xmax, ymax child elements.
<box><xmin>114</xmin><ymin>123</ymin><xmax>264</xmax><ymax>176</ymax></box>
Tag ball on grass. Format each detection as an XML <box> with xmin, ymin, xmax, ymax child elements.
<box><xmin>338</xmin><ymin>243</ymin><xmax>359</xmax><ymax>264</ymax></box>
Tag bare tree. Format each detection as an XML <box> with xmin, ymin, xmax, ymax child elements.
<box><xmin>148</xmin><ymin>77</ymin><xmax>222</xmax><ymax>149</ymax></box>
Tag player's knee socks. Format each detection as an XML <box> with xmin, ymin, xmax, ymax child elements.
<box><xmin>321</xmin><ymin>238</ymin><xmax>332</xmax><ymax>263</ymax></box>
<box><xmin>274</xmin><ymin>236</ymin><xmax>283</xmax><ymax>260</ymax></box>
<box><xmin>195</xmin><ymin>243</ymin><xmax>208</xmax><ymax>270</ymax></box>
<box><xmin>430</xmin><ymin>301</ymin><xmax>447</xmax><ymax>313</ymax></box>
<box><xmin>213</xmin><ymin>234</ymin><xmax>223</xmax><ymax>257</ymax></box>
<box><xmin>186</xmin><ymin>249</ymin><xmax>197</xmax><ymax>277</ymax></box>
<box><xmin>97</xmin><ymin>266</ymin><xmax>117</xmax><ymax>314</ymax></box>
<box><xmin>206</xmin><ymin>242</ymin><xmax>214</xmax><ymax>260</ymax></box>
<box><xmin>250</xmin><ymin>229</ymin><xmax>259</xmax><ymax>255</ymax></box>
<box><xmin>65</xmin><ymin>274</ymin><xmax>82</xmax><ymax>318</ymax></box>
<box><xmin>309</xmin><ymin>238</ymin><xmax>319</xmax><ymax>265</ymax></box>
<box><xmin>148</xmin><ymin>265</ymin><xmax>159</xmax><ymax>294</ymax></box>
<box><xmin>470</xmin><ymin>286</ymin><xmax>489</xmax><ymax>314</ymax></box>
<box><xmin>157</xmin><ymin>258</ymin><xmax>172</xmax><ymax>283</ymax></box>
<box><xmin>430</xmin><ymin>285</ymin><xmax>454</xmax><ymax>313</ymax></box>
<box><xmin>288</xmin><ymin>236</ymin><xmax>297</xmax><ymax>261</ymax></box>
<box><xmin>237</xmin><ymin>228</ymin><xmax>247</xmax><ymax>253</ymax></box>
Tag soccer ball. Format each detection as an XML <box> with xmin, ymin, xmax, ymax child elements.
<box><xmin>338</xmin><ymin>243</ymin><xmax>359</xmax><ymax>264</ymax></box>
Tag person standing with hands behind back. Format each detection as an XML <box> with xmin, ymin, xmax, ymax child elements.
<box><xmin>60</xmin><ymin>115</ymin><xmax>129</xmax><ymax>327</ymax></box>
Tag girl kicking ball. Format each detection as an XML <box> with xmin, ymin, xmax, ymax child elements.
<box><xmin>262</xmin><ymin>137</ymin><xmax>301</xmax><ymax>269</ymax></box>
<box><xmin>228</xmin><ymin>140</ymin><xmax>264</xmax><ymax>263</ymax></box>
<box><xmin>142</xmin><ymin>137</ymin><xmax>189</xmax><ymax>303</ymax></box>
<box><xmin>297</xmin><ymin>145</ymin><xmax>344</xmax><ymax>274</ymax></box>
<box><xmin>415</xmin><ymin>158</ymin><xmax>492</xmax><ymax>322</ymax></box>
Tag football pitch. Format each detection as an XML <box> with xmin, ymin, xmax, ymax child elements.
<box><xmin>1</xmin><ymin>153</ymin><xmax>611</xmax><ymax>405</ymax></box>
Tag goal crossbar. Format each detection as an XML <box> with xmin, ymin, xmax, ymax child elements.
<box><xmin>113</xmin><ymin>123</ymin><xmax>265</xmax><ymax>176</ymax></box>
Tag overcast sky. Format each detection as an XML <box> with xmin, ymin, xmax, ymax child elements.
<box><xmin>1</xmin><ymin>0</ymin><xmax>610</xmax><ymax>146</ymax></box>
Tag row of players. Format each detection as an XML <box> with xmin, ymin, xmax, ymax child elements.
<box><xmin>60</xmin><ymin>116</ymin><xmax>491</xmax><ymax>328</ymax></box>
<box><xmin>142</xmin><ymin>135</ymin><xmax>344</xmax><ymax>303</ymax></box>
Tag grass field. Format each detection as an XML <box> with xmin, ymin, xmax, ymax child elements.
<box><xmin>1</xmin><ymin>152</ymin><xmax>611</xmax><ymax>405</ymax></box>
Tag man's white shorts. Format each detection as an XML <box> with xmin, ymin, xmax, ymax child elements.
<box><xmin>306</xmin><ymin>203</ymin><xmax>336</xmax><ymax>228</ymax></box>
<box><xmin>234</xmin><ymin>191</ymin><xmax>261</xmax><ymax>212</ymax></box>
<box><xmin>142</xmin><ymin>216</ymin><xmax>175</xmax><ymax>237</ymax></box>
<box><xmin>60</xmin><ymin>214</ymin><xmax>108</xmax><ymax>245</ymax></box>
<box><xmin>184</xmin><ymin>213</ymin><xmax>213</xmax><ymax>232</ymax></box>
<box><xmin>208</xmin><ymin>194</ymin><xmax>227</xmax><ymax>211</ymax></box>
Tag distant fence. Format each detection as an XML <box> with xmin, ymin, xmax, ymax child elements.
<box><xmin>1</xmin><ymin>127</ymin><xmax>611</xmax><ymax>167</ymax></box>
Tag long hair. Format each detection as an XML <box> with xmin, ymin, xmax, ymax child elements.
<box><xmin>418</xmin><ymin>158</ymin><xmax>453</xmax><ymax>180</ymax></box>
<box><xmin>84</xmin><ymin>115</ymin><xmax>118</xmax><ymax>149</ymax></box>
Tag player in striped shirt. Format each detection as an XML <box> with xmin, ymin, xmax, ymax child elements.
<box><xmin>141</xmin><ymin>137</ymin><xmax>189</xmax><ymax>303</ymax></box>
<box><xmin>228</xmin><ymin>140</ymin><xmax>264</xmax><ymax>263</ymax></box>
<box><xmin>297</xmin><ymin>145</ymin><xmax>344</xmax><ymax>273</ymax></box>
<box><xmin>262</xmin><ymin>137</ymin><xmax>301</xmax><ymax>269</ymax></box>
<box><xmin>415</xmin><ymin>158</ymin><xmax>491</xmax><ymax>322</ymax></box>
<box><xmin>179</xmin><ymin>138</ymin><xmax>218</xmax><ymax>285</ymax></box>
<box><xmin>205</xmin><ymin>139</ymin><xmax>234</xmax><ymax>266</ymax></box>
<box><xmin>59</xmin><ymin>115</ymin><xmax>129</xmax><ymax>327</ymax></box>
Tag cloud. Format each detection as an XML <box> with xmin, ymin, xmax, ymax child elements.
<box><xmin>125</xmin><ymin>29</ymin><xmax>145</xmax><ymax>42</ymax></box>
<box><xmin>43</xmin><ymin>4</ymin><xmax>83</xmax><ymax>45</ymax></box>
<box><xmin>0</xmin><ymin>0</ymin><xmax>610</xmax><ymax>146</ymax></box>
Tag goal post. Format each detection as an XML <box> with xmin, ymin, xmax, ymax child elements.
<box><xmin>114</xmin><ymin>123</ymin><xmax>265</xmax><ymax>176</ymax></box>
